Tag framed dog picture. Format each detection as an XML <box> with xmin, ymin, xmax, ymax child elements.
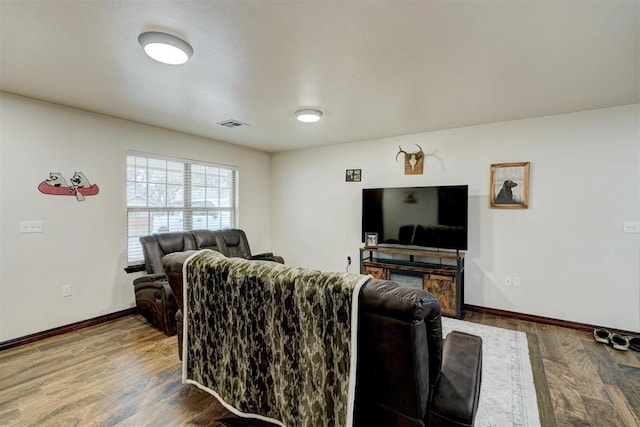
<box><xmin>490</xmin><ymin>162</ymin><xmax>530</xmax><ymax>209</ymax></box>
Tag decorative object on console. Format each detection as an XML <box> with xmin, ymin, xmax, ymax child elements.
<box><xmin>38</xmin><ymin>171</ymin><xmax>99</xmax><ymax>202</ymax></box>
<box><xmin>490</xmin><ymin>162</ymin><xmax>530</xmax><ymax>209</ymax></box>
<box><xmin>346</xmin><ymin>169</ymin><xmax>361</xmax><ymax>182</ymax></box>
<box><xmin>364</xmin><ymin>232</ymin><xmax>378</xmax><ymax>248</ymax></box>
<box><xmin>396</xmin><ymin>144</ymin><xmax>424</xmax><ymax>174</ymax></box>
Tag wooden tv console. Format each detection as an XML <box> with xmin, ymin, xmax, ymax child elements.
<box><xmin>359</xmin><ymin>246</ymin><xmax>464</xmax><ymax>318</ymax></box>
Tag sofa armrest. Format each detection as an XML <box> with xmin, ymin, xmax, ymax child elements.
<box><xmin>133</xmin><ymin>279</ymin><xmax>168</xmax><ymax>291</ymax></box>
<box><xmin>249</xmin><ymin>253</ymin><xmax>285</xmax><ymax>264</ymax></box>
<box><xmin>162</xmin><ymin>250</ymin><xmax>200</xmax><ymax>312</ymax></box>
<box><xmin>133</xmin><ymin>273</ymin><xmax>166</xmax><ymax>285</ymax></box>
<box><xmin>250</xmin><ymin>252</ymin><xmax>274</xmax><ymax>258</ymax></box>
<box><xmin>429</xmin><ymin>330</ymin><xmax>482</xmax><ymax>427</ymax></box>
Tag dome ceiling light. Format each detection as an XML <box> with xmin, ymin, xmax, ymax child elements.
<box><xmin>138</xmin><ymin>31</ymin><xmax>193</xmax><ymax>65</ymax></box>
<box><xmin>295</xmin><ymin>109</ymin><xmax>323</xmax><ymax>123</ymax></box>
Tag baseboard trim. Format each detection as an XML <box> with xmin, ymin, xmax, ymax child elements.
<box><xmin>0</xmin><ymin>307</ymin><xmax>138</xmax><ymax>352</ymax></box>
<box><xmin>465</xmin><ymin>304</ymin><xmax>637</xmax><ymax>336</ymax></box>
<box><xmin>2</xmin><ymin>305</ymin><xmax>634</xmax><ymax>351</ymax></box>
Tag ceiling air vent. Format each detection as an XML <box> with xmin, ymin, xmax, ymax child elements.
<box><xmin>218</xmin><ymin>119</ymin><xmax>249</xmax><ymax>128</ymax></box>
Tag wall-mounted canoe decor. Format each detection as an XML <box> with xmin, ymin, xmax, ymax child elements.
<box><xmin>38</xmin><ymin>172</ymin><xmax>100</xmax><ymax>202</ymax></box>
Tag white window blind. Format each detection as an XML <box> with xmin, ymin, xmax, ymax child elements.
<box><xmin>126</xmin><ymin>151</ymin><xmax>238</xmax><ymax>265</ymax></box>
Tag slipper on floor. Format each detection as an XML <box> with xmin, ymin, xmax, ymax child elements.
<box><xmin>593</xmin><ymin>328</ymin><xmax>611</xmax><ymax>344</ymax></box>
<box><xmin>611</xmin><ymin>333</ymin><xmax>630</xmax><ymax>351</ymax></box>
<box><xmin>629</xmin><ymin>336</ymin><xmax>640</xmax><ymax>352</ymax></box>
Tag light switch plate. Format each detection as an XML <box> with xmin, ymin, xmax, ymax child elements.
<box><xmin>623</xmin><ymin>221</ymin><xmax>640</xmax><ymax>233</ymax></box>
<box><xmin>20</xmin><ymin>220</ymin><xmax>43</xmax><ymax>233</ymax></box>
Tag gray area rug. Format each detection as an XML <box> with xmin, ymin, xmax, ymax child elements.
<box><xmin>442</xmin><ymin>317</ymin><xmax>541</xmax><ymax>427</ymax></box>
<box><xmin>216</xmin><ymin>318</ymin><xmax>540</xmax><ymax>427</ymax></box>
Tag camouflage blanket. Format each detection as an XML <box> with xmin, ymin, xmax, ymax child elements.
<box><xmin>182</xmin><ymin>250</ymin><xmax>370</xmax><ymax>427</ymax></box>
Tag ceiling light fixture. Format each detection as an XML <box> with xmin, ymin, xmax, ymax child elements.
<box><xmin>138</xmin><ymin>31</ymin><xmax>193</xmax><ymax>65</ymax></box>
<box><xmin>295</xmin><ymin>108</ymin><xmax>323</xmax><ymax>123</ymax></box>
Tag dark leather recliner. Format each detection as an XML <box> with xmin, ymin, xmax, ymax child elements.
<box><xmin>161</xmin><ymin>253</ymin><xmax>482</xmax><ymax>427</ymax></box>
<box><xmin>215</xmin><ymin>229</ymin><xmax>284</xmax><ymax>263</ymax></box>
<box><xmin>162</xmin><ymin>251</ymin><xmax>198</xmax><ymax>356</ymax></box>
<box><xmin>190</xmin><ymin>229</ymin><xmax>222</xmax><ymax>251</ymax></box>
<box><xmin>356</xmin><ymin>279</ymin><xmax>482</xmax><ymax>427</ymax></box>
<box><xmin>398</xmin><ymin>224</ymin><xmax>416</xmax><ymax>244</ymax></box>
<box><xmin>133</xmin><ymin>232</ymin><xmax>196</xmax><ymax>335</ymax></box>
<box><xmin>134</xmin><ymin>229</ymin><xmax>284</xmax><ymax>335</ymax></box>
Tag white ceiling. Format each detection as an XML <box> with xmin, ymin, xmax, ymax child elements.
<box><xmin>1</xmin><ymin>1</ymin><xmax>638</xmax><ymax>153</ymax></box>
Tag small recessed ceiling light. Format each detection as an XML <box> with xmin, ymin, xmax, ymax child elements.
<box><xmin>295</xmin><ymin>109</ymin><xmax>323</xmax><ymax>123</ymax></box>
<box><xmin>138</xmin><ymin>31</ymin><xmax>193</xmax><ymax>65</ymax></box>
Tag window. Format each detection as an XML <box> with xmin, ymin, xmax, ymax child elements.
<box><xmin>126</xmin><ymin>152</ymin><xmax>238</xmax><ymax>265</ymax></box>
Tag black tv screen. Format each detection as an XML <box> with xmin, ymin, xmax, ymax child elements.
<box><xmin>362</xmin><ymin>185</ymin><xmax>468</xmax><ymax>251</ymax></box>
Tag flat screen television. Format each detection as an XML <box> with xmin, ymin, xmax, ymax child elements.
<box><xmin>362</xmin><ymin>185</ymin><xmax>468</xmax><ymax>251</ymax></box>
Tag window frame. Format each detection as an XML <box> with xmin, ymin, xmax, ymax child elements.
<box><xmin>126</xmin><ymin>151</ymin><xmax>238</xmax><ymax>268</ymax></box>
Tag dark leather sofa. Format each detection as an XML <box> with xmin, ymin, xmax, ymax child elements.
<box><xmin>133</xmin><ymin>229</ymin><xmax>283</xmax><ymax>335</ymax></box>
<box><xmin>387</xmin><ymin>225</ymin><xmax>466</xmax><ymax>250</ymax></box>
<box><xmin>162</xmin><ymin>251</ymin><xmax>482</xmax><ymax>427</ymax></box>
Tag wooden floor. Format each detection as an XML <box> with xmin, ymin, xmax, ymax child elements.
<box><xmin>465</xmin><ymin>312</ymin><xmax>640</xmax><ymax>427</ymax></box>
<box><xmin>0</xmin><ymin>313</ymin><xmax>638</xmax><ymax>426</ymax></box>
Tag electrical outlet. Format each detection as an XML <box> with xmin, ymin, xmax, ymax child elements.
<box><xmin>62</xmin><ymin>284</ymin><xmax>72</xmax><ymax>297</ymax></box>
<box><xmin>347</xmin><ymin>256</ymin><xmax>352</xmax><ymax>265</ymax></box>
<box><xmin>513</xmin><ymin>277</ymin><xmax>521</xmax><ymax>287</ymax></box>
<box><xmin>505</xmin><ymin>276</ymin><xmax>512</xmax><ymax>287</ymax></box>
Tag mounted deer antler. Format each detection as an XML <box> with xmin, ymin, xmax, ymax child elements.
<box><xmin>396</xmin><ymin>144</ymin><xmax>424</xmax><ymax>175</ymax></box>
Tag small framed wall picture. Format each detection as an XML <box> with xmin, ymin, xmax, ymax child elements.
<box><xmin>364</xmin><ymin>232</ymin><xmax>378</xmax><ymax>248</ymax></box>
<box><xmin>490</xmin><ymin>162</ymin><xmax>530</xmax><ymax>209</ymax></box>
<box><xmin>346</xmin><ymin>169</ymin><xmax>362</xmax><ymax>182</ymax></box>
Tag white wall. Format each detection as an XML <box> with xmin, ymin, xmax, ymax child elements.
<box><xmin>2</xmin><ymin>95</ymin><xmax>637</xmax><ymax>340</ymax></box>
<box><xmin>0</xmin><ymin>93</ymin><xmax>272</xmax><ymax>341</ymax></box>
<box><xmin>272</xmin><ymin>105</ymin><xmax>640</xmax><ymax>332</ymax></box>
